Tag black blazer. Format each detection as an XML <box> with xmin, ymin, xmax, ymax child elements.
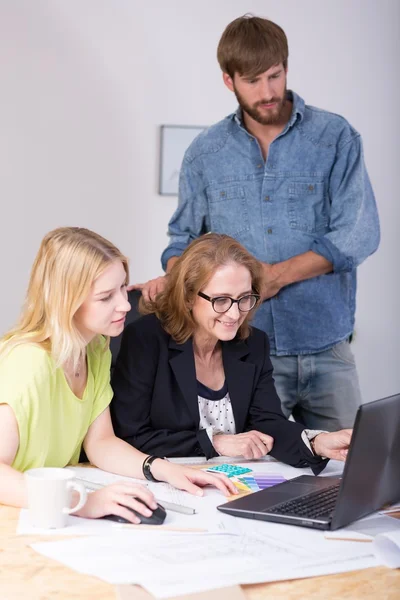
<box><xmin>110</xmin><ymin>314</ymin><xmax>328</xmax><ymax>473</ymax></box>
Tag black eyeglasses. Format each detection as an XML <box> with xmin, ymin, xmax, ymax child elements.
<box><xmin>198</xmin><ymin>291</ymin><xmax>260</xmax><ymax>313</ymax></box>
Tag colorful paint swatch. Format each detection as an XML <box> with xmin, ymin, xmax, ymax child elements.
<box><xmin>238</xmin><ymin>475</ymin><xmax>260</xmax><ymax>492</ymax></box>
<box><xmin>206</xmin><ymin>464</ymin><xmax>252</xmax><ymax>477</ymax></box>
<box><xmin>231</xmin><ymin>477</ymin><xmax>252</xmax><ymax>492</ymax></box>
<box><xmin>253</xmin><ymin>474</ymin><xmax>286</xmax><ymax>490</ymax></box>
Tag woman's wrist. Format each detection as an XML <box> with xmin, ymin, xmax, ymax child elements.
<box><xmin>72</xmin><ymin>489</ymin><xmax>89</xmax><ymax>516</ymax></box>
<box><xmin>145</xmin><ymin>456</ymin><xmax>167</xmax><ymax>482</ymax></box>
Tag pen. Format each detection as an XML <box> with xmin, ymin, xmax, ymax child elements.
<box><xmin>76</xmin><ymin>479</ymin><xmax>196</xmax><ymax>514</ymax></box>
<box><xmin>325</xmin><ymin>536</ymin><xmax>372</xmax><ymax>543</ymax></box>
<box><xmin>158</xmin><ymin>501</ymin><xmax>195</xmax><ymax>515</ymax></box>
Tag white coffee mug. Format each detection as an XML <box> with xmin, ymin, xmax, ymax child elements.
<box><xmin>25</xmin><ymin>467</ymin><xmax>87</xmax><ymax>529</ymax></box>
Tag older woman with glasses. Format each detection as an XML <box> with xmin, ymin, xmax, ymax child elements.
<box><xmin>111</xmin><ymin>234</ymin><xmax>352</xmax><ymax>473</ymax></box>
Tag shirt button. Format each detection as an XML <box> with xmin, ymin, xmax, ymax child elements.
<box><xmin>220</xmin><ymin>191</ymin><xmax>226</xmax><ymax>197</ymax></box>
<box><xmin>308</xmin><ymin>184</ymin><xmax>314</xmax><ymax>191</ymax></box>
<box><xmin>256</xmin><ymin>164</ymin><xmax>263</xmax><ymax>169</ymax></box>
<box><xmin>267</xmin><ymin>228</ymin><xmax>273</xmax><ymax>234</ymax></box>
<box><xmin>264</xmin><ymin>195</ymin><xmax>270</xmax><ymax>201</ymax></box>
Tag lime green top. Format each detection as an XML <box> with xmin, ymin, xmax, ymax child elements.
<box><xmin>0</xmin><ymin>339</ymin><xmax>113</xmax><ymax>471</ymax></box>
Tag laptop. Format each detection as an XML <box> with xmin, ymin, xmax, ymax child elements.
<box><xmin>218</xmin><ymin>393</ymin><xmax>400</xmax><ymax>530</ymax></box>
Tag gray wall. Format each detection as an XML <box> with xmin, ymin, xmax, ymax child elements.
<box><xmin>0</xmin><ymin>0</ymin><xmax>399</xmax><ymax>402</ymax></box>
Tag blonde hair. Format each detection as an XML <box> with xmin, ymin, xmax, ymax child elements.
<box><xmin>0</xmin><ymin>227</ymin><xmax>129</xmax><ymax>370</ymax></box>
<box><xmin>141</xmin><ymin>234</ymin><xmax>263</xmax><ymax>344</ymax></box>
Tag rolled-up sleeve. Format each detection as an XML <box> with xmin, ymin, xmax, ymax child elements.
<box><xmin>161</xmin><ymin>155</ymin><xmax>208</xmax><ymax>270</ymax></box>
<box><xmin>311</xmin><ymin>135</ymin><xmax>380</xmax><ymax>272</ymax></box>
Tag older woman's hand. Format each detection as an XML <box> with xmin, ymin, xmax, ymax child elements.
<box><xmin>312</xmin><ymin>429</ymin><xmax>352</xmax><ymax>460</ymax></box>
<box><xmin>212</xmin><ymin>431</ymin><xmax>274</xmax><ymax>459</ymax></box>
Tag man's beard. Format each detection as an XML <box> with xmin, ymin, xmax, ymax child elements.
<box><xmin>234</xmin><ymin>84</ymin><xmax>287</xmax><ymax>126</ymax></box>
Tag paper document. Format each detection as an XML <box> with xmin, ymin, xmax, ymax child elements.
<box><xmin>115</xmin><ymin>583</ymin><xmax>247</xmax><ymax>600</ymax></box>
<box><xmin>31</xmin><ymin>530</ymin><xmax>377</xmax><ymax>598</ymax></box>
<box><xmin>373</xmin><ymin>529</ymin><xmax>400</xmax><ymax>568</ymax></box>
<box><xmin>17</xmin><ymin>509</ymin><xmax>118</xmax><ymax>536</ymax></box>
<box><xmin>325</xmin><ymin>513</ymin><xmax>400</xmax><ymax>541</ymax></box>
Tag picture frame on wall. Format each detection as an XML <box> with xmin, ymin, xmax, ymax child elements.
<box><xmin>159</xmin><ymin>125</ymin><xmax>205</xmax><ymax>196</ymax></box>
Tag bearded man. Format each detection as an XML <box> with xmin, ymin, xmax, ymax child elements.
<box><xmin>135</xmin><ymin>15</ymin><xmax>380</xmax><ymax>432</ymax></box>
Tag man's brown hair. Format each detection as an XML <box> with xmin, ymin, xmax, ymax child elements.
<box><xmin>217</xmin><ymin>14</ymin><xmax>288</xmax><ymax>79</ymax></box>
<box><xmin>140</xmin><ymin>233</ymin><xmax>263</xmax><ymax>344</ymax></box>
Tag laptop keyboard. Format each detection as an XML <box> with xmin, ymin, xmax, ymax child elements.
<box><xmin>265</xmin><ymin>482</ymin><xmax>341</xmax><ymax>518</ymax></box>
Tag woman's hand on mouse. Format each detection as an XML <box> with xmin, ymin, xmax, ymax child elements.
<box><xmin>75</xmin><ymin>481</ymin><xmax>158</xmax><ymax>523</ymax></box>
<box><xmin>151</xmin><ymin>460</ymin><xmax>238</xmax><ymax>497</ymax></box>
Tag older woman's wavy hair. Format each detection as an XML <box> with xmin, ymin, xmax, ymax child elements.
<box><xmin>0</xmin><ymin>227</ymin><xmax>129</xmax><ymax>370</ymax></box>
<box><xmin>141</xmin><ymin>234</ymin><xmax>263</xmax><ymax>344</ymax></box>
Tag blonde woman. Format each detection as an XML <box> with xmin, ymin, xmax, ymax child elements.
<box><xmin>0</xmin><ymin>227</ymin><xmax>236</xmax><ymax>523</ymax></box>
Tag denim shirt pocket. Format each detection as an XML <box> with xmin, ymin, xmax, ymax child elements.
<box><xmin>207</xmin><ymin>185</ymin><xmax>250</xmax><ymax>237</ymax></box>
<box><xmin>287</xmin><ymin>180</ymin><xmax>328</xmax><ymax>233</ymax></box>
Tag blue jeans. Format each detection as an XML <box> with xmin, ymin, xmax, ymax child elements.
<box><xmin>270</xmin><ymin>341</ymin><xmax>362</xmax><ymax>431</ymax></box>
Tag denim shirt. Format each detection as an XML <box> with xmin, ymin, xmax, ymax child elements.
<box><xmin>161</xmin><ymin>91</ymin><xmax>380</xmax><ymax>355</ymax></box>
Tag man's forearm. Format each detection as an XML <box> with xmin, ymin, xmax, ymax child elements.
<box><xmin>261</xmin><ymin>251</ymin><xmax>332</xmax><ymax>300</ymax></box>
<box><xmin>272</xmin><ymin>251</ymin><xmax>332</xmax><ymax>287</ymax></box>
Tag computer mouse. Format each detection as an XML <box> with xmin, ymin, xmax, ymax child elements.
<box><xmin>103</xmin><ymin>500</ymin><xmax>167</xmax><ymax>525</ymax></box>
